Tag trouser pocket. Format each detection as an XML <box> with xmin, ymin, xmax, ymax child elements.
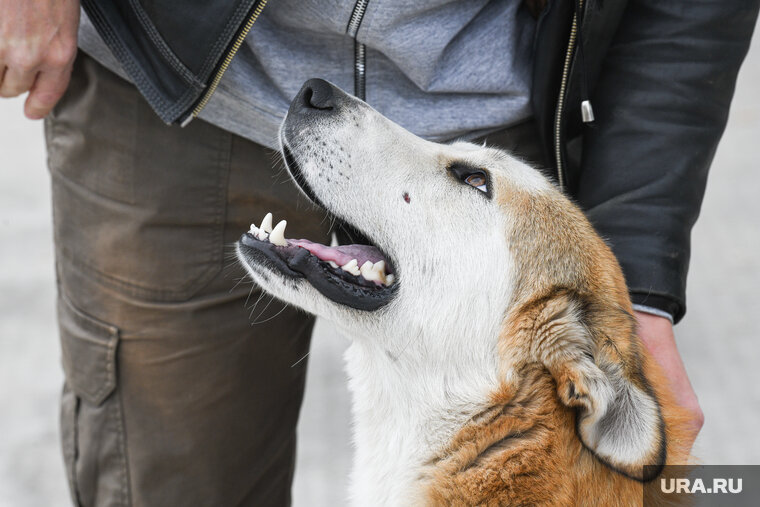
<box><xmin>58</xmin><ymin>293</ymin><xmax>129</xmax><ymax>507</ymax></box>
<box><xmin>47</xmin><ymin>52</ymin><xmax>232</xmax><ymax>302</ymax></box>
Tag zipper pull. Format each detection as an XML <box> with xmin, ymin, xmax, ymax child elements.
<box><xmin>574</xmin><ymin>0</ymin><xmax>594</xmax><ymax>124</ymax></box>
<box><xmin>581</xmin><ymin>100</ymin><xmax>595</xmax><ymax>123</ymax></box>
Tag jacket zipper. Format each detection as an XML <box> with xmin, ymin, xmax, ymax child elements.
<box><xmin>347</xmin><ymin>0</ymin><xmax>370</xmax><ymax>100</ymax></box>
<box><xmin>552</xmin><ymin>0</ymin><xmax>583</xmax><ymax>191</ymax></box>
<box><xmin>181</xmin><ymin>0</ymin><xmax>268</xmax><ymax>126</ymax></box>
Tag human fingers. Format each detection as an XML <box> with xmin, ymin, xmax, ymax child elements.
<box><xmin>0</xmin><ymin>64</ymin><xmax>38</xmax><ymax>97</ymax></box>
<box><xmin>24</xmin><ymin>63</ymin><xmax>73</xmax><ymax>119</ymax></box>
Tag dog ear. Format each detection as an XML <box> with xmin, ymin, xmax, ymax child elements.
<box><xmin>530</xmin><ymin>293</ymin><xmax>667</xmax><ymax>481</ymax></box>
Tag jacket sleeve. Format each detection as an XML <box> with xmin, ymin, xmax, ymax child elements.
<box><xmin>575</xmin><ymin>0</ymin><xmax>759</xmax><ymax>323</ymax></box>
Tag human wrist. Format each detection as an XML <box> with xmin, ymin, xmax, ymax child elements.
<box><xmin>634</xmin><ymin>310</ymin><xmax>703</xmax><ymax>442</ymax></box>
<box><xmin>632</xmin><ymin>303</ymin><xmax>674</xmax><ymax>324</ymax></box>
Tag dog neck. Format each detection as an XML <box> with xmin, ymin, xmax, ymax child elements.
<box><xmin>343</xmin><ymin>327</ymin><xmax>502</xmax><ymax>506</ymax></box>
<box><xmin>343</xmin><ymin>344</ymin><xmax>661</xmax><ymax>506</ymax></box>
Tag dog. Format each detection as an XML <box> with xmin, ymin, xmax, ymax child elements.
<box><xmin>236</xmin><ymin>79</ymin><xmax>691</xmax><ymax>505</ymax></box>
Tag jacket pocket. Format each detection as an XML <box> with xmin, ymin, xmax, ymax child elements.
<box><xmin>58</xmin><ymin>294</ymin><xmax>130</xmax><ymax>506</ymax></box>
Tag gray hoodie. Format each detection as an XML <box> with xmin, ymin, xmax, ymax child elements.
<box><xmin>79</xmin><ymin>0</ymin><xmax>535</xmax><ymax>150</ymax></box>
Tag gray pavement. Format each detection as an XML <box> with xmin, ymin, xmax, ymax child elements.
<box><xmin>2</xmin><ymin>28</ymin><xmax>760</xmax><ymax>506</ymax></box>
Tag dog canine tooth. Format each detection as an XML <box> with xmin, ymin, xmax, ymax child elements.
<box><xmin>329</xmin><ymin>261</ymin><xmax>340</xmax><ymax>269</ymax></box>
<box><xmin>260</xmin><ymin>212</ymin><xmax>273</xmax><ymax>233</ymax></box>
<box><xmin>341</xmin><ymin>259</ymin><xmax>361</xmax><ymax>276</ymax></box>
<box><xmin>269</xmin><ymin>220</ymin><xmax>288</xmax><ymax>246</ymax></box>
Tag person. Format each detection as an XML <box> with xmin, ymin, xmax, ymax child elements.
<box><xmin>2</xmin><ymin>0</ymin><xmax>757</xmax><ymax>505</ymax></box>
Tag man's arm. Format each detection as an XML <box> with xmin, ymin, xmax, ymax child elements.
<box><xmin>0</xmin><ymin>0</ymin><xmax>80</xmax><ymax>118</ymax></box>
<box><xmin>576</xmin><ymin>0</ymin><xmax>759</xmax><ymax>447</ymax></box>
<box><xmin>578</xmin><ymin>0</ymin><xmax>758</xmax><ymax>322</ymax></box>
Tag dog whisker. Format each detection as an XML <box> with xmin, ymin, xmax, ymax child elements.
<box><xmin>251</xmin><ymin>300</ymin><xmax>289</xmax><ymax>326</ymax></box>
<box><xmin>246</xmin><ymin>289</ymin><xmax>268</xmax><ymax>318</ymax></box>
<box><xmin>228</xmin><ymin>276</ymin><xmax>247</xmax><ymax>294</ymax></box>
<box><xmin>387</xmin><ymin>328</ymin><xmax>423</xmax><ymax>362</ymax></box>
<box><xmin>250</xmin><ymin>293</ymin><xmax>276</xmax><ymax>321</ymax></box>
<box><xmin>290</xmin><ymin>350</ymin><xmax>310</xmax><ymax>368</ymax></box>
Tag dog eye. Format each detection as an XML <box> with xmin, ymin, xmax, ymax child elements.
<box><xmin>448</xmin><ymin>163</ymin><xmax>491</xmax><ymax>197</ymax></box>
<box><xmin>464</xmin><ymin>172</ymin><xmax>487</xmax><ymax>193</ymax></box>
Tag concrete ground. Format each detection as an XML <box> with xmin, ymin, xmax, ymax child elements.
<box><xmin>2</xmin><ymin>27</ymin><xmax>760</xmax><ymax>506</ymax></box>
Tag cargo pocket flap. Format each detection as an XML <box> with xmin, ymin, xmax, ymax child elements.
<box><xmin>59</xmin><ymin>295</ymin><xmax>119</xmax><ymax>406</ymax></box>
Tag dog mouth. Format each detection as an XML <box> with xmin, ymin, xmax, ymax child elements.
<box><xmin>238</xmin><ymin>211</ymin><xmax>397</xmax><ymax>311</ymax></box>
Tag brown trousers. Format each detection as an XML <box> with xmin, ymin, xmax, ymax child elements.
<box><xmin>47</xmin><ymin>53</ymin><xmax>546</xmax><ymax>507</ymax></box>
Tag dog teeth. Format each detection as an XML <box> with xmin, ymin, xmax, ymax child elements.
<box><xmin>247</xmin><ymin>212</ymin><xmax>397</xmax><ymax>287</ymax></box>
<box><xmin>259</xmin><ymin>212</ymin><xmax>273</xmax><ymax>233</ymax></box>
<box><xmin>269</xmin><ymin>220</ymin><xmax>288</xmax><ymax>246</ymax></box>
<box><xmin>256</xmin><ymin>212</ymin><xmax>274</xmax><ymax>240</ymax></box>
<box><xmin>342</xmin><ymin>258</ymin><xmax>394</xmax><ymax>285</ymax></box>
<box><xmin>341</xmin><ymin>259</ymin><xmax>361</xmax><ymax>276</ymax></box>
<box><xmin>360</xmin><ymin>260</ymin><xmax>387</xmax><ymax>284</ymax></box>
<box><xmin>360</xmin><ymin>261</ymin><xmax>374</xmax><ymax>278</ymax></box>
<box><xmin>373</xmin><ymin>261</ymin><xmax>389</xmax><ymax>285</ymax></box>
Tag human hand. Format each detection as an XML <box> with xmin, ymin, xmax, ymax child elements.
<box><xmin>634</xmin><ymin>311</ymin><xmax>704</xmax><ymax>450</ymax></box>
<box><xmin>0</xmin><ymin>0</ymin><xmax>80</xmax><ymax>119</ymax></box>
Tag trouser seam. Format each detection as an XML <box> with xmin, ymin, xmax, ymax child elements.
<box><xmin>113</xmin><ymin>378</ymin><xmax>132</xmax><ymax>506</ymax></box>
<box><xmin>71</xmin><ymin>394</ymin><xmax>84</xmax><ymax>506</ymax></box>
<box><xmin>193</xmin><ymin>128</ymin><xmax>234</xmax><ymax>298</ymax></box>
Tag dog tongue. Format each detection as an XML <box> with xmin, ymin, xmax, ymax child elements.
<box><xmin>289</xmin><ymin>239</ymin><xmax>391</xmax><ymax>273</ymax></box>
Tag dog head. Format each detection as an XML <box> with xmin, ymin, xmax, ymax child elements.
<box><xmin>237</xmin><ymin>79</ymin><xmax>673</xmax><ymax>482</ymax></box>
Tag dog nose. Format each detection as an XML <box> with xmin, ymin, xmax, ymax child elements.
<box><xmin>299</xmin><ymin>78</ymin><xmax>336</xmax><ymax>110</ymax></box>
<box><xmin>284</xmin><ymin>79</ymin><xmax>354</xmax><ymax>133</ymax></box>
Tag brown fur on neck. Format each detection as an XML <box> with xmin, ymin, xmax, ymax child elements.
<box><xmin>422</xmin><ymin>363</ymin><xmax>691</xmax><ymax>506</ymax></box>
<box><xmin>421</xmin><ymin>183</ymin><xmax>692</xmax><ymax>505</ymax></box>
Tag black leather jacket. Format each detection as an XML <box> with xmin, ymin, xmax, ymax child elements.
<box><xmin>81</xmin><ymin>0</ymin><xmax>759</xmax><ymax>322</ymax></box>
